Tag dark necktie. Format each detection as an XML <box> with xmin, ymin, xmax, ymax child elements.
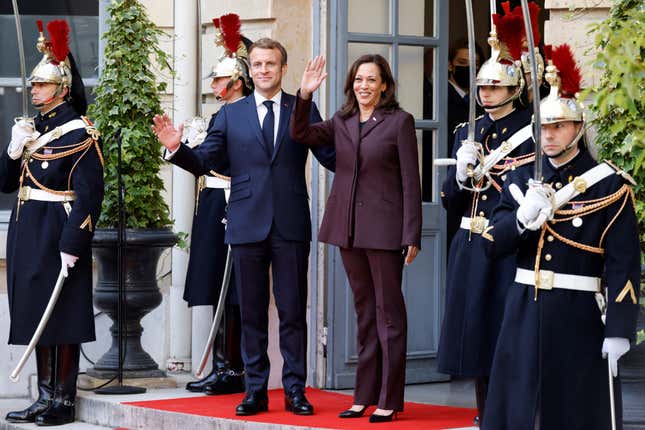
<box><xmin>262</xmin><ymin>100</ymin><xmax>274</xmax><ymax>157</ymax></box>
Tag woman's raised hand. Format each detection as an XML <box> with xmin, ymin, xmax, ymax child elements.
<box><xmin>152</xmin><ymin>113</ymin><xmax>183</xmax><ymax>152</ymax></box>
<box><xmin>299</xmin><ymin>55</ymin><xmax>328</xmax><ymax>100</ymax></box>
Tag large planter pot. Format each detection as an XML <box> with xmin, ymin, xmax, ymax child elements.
<box><xmin>87</xmin><ymin>228</ymin><xmax>177</xmax><ymax>379</ymax></box>
<box><xmin>621</xmin><ymin>265</ymin><xmax>645</xmax><ymax>429</ymax></box>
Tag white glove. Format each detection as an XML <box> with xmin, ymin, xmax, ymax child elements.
<box><xmin>516</xmin><ymin>180</ymin><xmax>554</xmax><ymax>230</ymax></box>
<box><xmin>455</xmin><ymin>142</ymin><xmax>479</xmax><ymax>182</ymax></box>
<box><xmin>602</xmin><ymin>337</ymin><xmax>630</xmax><ymax>377</ymax></box>
<box><xmin>60</xmin><ymin>252</ymin><xmax>79</xmax><ymax>278</ymax></box>
<box><xmin>8</xmin><ymin>118</ymin><xmax>39</xmax><ymax>160</ymax></box>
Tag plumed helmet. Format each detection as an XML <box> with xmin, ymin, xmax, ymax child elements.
<box><xmin>29</xmin><ymin>20</ymin><xmax>72</xmax><ymax>88</ymax></box>
<box><xmin>476</xmin><ymin>2</ymin><xmax>524</xmax><ymax>89</ymax></box>
<box><xmin>207</xmin><ymin>14</ymin><xmax>253</xmax><ymax>93</ymax></box>
<box><xmin>539</xmin><ymin>44</ymin><xmax>584</xmax><ymax>124</ymax></box>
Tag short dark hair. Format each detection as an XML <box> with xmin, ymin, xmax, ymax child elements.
<box><xmin>449</xmin><ymin>37</ymin><xmax>485</xmax><ymax>65</ymax></box>
<box><xmin>248</xmin><ymin>38</ymin><xmax>288</xmax><ymax>65</ymax></box>
<box><xmin>339</xmin><ymin>54</ymin><xmax>399</xmax><ymax>118</ymax></box>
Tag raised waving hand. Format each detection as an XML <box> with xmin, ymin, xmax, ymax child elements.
<box><xmin>299</xmin><ymin>55</ymin><xmax>328</xmax><ymax>100</ymax></box>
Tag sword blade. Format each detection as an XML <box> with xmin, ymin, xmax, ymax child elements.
<box><xmin>465</xmin><ymin>0</ymin><xmax>477</xmax><ymax>144</ymax></box>
<box><xmin>10</xmin><ymin>268</ymin><xmax>67</xmax><ymax>382</ymax></box>
<box><xmin>519</xmin><ymin>0</ymin><xmax>543</xmax><ymax>181</ymax></box>
<box><xmin>11</xmin><ymin>0</ymin><xmax>29</xmax><ymax>118</ymax></box>
<box><xmin>195</xmin><ymin>245</ymin><xmax>233</xmax><ymax>378</ymax></box>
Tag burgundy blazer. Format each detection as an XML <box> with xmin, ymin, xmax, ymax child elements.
<box><xmin>290</xmin><ymin>93</ymin><xmax>422</xmax><ymax>250</ymax></box>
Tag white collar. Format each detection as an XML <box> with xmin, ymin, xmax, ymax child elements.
<box><xmin>449</xmin><ymin>80</ymin><xmax>467</xmax><ymax>98</ymax></box>
<box><xmin>254</xmin><ymin>90</ymin><xmax>282</xmax><ymax>108</ymax></box>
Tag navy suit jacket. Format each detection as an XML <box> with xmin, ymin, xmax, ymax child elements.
<box><xmin>169</xmin><ymin>91</ymin><xmax>335</xmax><ymax>244</ymax></box>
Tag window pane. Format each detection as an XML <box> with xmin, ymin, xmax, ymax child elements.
<box><xmin>347</xmin><ymin>43</ymin><xmax>391</xmax><ymax>67</ymax></box>
<box><xmin>398</xmin><ymin>45</ymin><xmax>425</xmax><ymax>119</ymax></box>
<box><xmin>421</xmin><ymin>129</ymin><xmax>436</xmax><ymax>203</ymax></box>
<box><xmin>399</xmin><ymin>0</ymin><xmax>434</xmax><ymax>37</ymax></box>
<box><xmin>0</xmin><ymin>15</ymin><xmax>99</xmax><ymax>79</ymax></box>
<box><xmin>348</xmin><ymin>0</ymin><xmax>390</xmax><ymax>34</ymax></box>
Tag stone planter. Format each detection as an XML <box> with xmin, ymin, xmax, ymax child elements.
<box><xmin>87</xmin><ymin>228</ymin><xmax>177</xmax><ymax>379</ymax></box>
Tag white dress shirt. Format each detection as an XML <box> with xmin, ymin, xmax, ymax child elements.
<box><xmin>253</xmin><ymin>90</ymin><xmax>282</xmax><ymax>146</ymax></box>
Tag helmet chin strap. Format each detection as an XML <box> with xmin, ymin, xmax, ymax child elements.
<box><xmin>476</xmin><ymin>86</ymin><xmax>522</xmax><ymax>110</ymax></box>
<box><xmin>214</xmin><ymin>79</ymin><xmax>235</xmax><ymax>101</ymax></box>
<box><xmin>546</xmin><ymin>123</ymin><xmax>585</xmax><ymax>159</ymax></box>
<box><xmin>32</xmin><ymin>85</ymin><xmax>65</xmax><ymax>109</ymax></box>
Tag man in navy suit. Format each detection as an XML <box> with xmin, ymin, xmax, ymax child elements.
<box><xmin>153</xmin><ymin>38</ymin><xmax>335</xmax><ymax>416</ymax></box>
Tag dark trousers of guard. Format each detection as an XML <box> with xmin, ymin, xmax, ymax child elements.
<box><xmin>186</xmin><ymin>302</ymin><xmax>245</xmax><ymax>395</ymax></box>
<box><xmin>6</xmin><ymin>344</ymin><xmax>80</xmax><ymax>426</ymax></box>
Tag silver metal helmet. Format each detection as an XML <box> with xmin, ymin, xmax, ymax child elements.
<box><xmin>28</xmin><ymin>19</ymin><xmax>73</xmax><ymax>106</ymax></box>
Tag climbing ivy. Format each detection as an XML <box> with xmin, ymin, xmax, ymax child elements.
<box><xmin>88</xmin><ymin>0</ymin><xmax>173</xmax><ymax>228</ymax></box>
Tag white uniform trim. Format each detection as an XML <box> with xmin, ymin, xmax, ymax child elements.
<box><xmin>203</xmin><ymin>176</ymin><xmax>230</xmax><ymax>189</ymax></box>
<box><xmin>515</xmin><ymin>267</ymin><xmax>600</xmax><ymax>292</ymax></box>
<box><xmin>25</xmin><ymin>119</ymin><xmax>87</xmax><ymax>156</ymax></box>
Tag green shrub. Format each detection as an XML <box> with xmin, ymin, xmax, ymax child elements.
<box><xmin>88</xmin><ymin>0</ymin><xmax>173</xmax><ymax>228</ymax></box>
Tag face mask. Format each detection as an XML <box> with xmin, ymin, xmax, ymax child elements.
<box><xmin>452</xmin><ymin>65</ymin><xmax>470</xmax><ymax>91</ymax></box>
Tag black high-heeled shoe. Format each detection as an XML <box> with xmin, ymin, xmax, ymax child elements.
<box><xmin>369</xmin><ymin>410</ymin><xmax>397</xmax><ymax>423</ymax></box>
<box><xmin>338</xmin><ymin>405</ymin><xmax>367</xmax><ymax>418</ymax></box>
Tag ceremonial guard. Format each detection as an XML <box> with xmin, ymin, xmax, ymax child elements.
<box><xmin>183</xmin><ymin>14</ymin><xmax>250</xmax><ymax>396</ymax></box>
<box><xmin>2</xmin><ymin>20</ymin><xmax>104</xmax><ymax>426</ymax></box>
<box><xmin>437</xmin><ymin>7</ymin><xmax>536</xmax><ymax>421</ymax></box>
<box><xmin>482</xmin><ymin>45</ymin><xmax>640</xmax><ymax>430</ymax></box>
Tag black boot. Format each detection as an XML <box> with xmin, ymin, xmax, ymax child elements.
<box><xmin>186</xmin><ymin>304</ymin><xmax>228</xmax><ymax>393</ymax></box>
<box><xmin>474</xmin><ymin>376</ymin><xmax>489</xmax><ymax>426</ymax></box>
<box><xmin>6</xmin><ymin>346</ymin><xmax>54</xmax><ymax>423</ymax></box>
<box><xmin>35</xmin><ymin>344</ymin><xmax>79</xmax><ymax>426</ymax></box>
<box><xmin>204</xmin><ymin>304</ymin><xmax>245</xmax><ymax>395</ymax></box>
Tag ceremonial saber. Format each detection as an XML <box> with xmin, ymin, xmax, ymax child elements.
<box><xmin>11</xmin><ymin>0</ymin><xmax>29</xmax><ymax>118</ymax></box>
<box><xmin>519</xmin><ymin>0</ymin><xmax>543</xmax><ymax>182</ymax></box>
<box><xmin>195</xmin><ymin>246</ymin><xmax>233</xmax><ymax>378</ymax></box>
<box><xmin>608</xmin><ymin>362</ymin><xmax>617</xmax><ymax>430</ymax></box>
<box><xmin>10</xmin><ymin>268</ymin><xmax>67</xmax><ymax>382</ymax></box>
<box><xmin>434</xmin><ymin>0</ymin><xmax>478</xmax><ymax>169</ymax></box>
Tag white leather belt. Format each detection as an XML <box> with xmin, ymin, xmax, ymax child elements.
<box><xmin>515</xmin><ymin>267</ymin><xmax>600</xmax><ymax>292</ymax></box>
<box><xmin>203</xmin><ymin>176</ymin><xmax>230</xmax><ymax>189</ymax></box>
<box><xmin>460</xmin><ymin>216</ymin><xmax>489</xmax><ymax>234</ymax></box>
<box><xmin>18</xmin><ymin>186</ymin><xmax>76</xmax><ymax>202</ymax></box>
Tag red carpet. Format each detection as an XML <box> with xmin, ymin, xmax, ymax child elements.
<box><xmin>124</xmin><ymin>387</ymin><xmax>476</xmax><ymax>429</ymax></box>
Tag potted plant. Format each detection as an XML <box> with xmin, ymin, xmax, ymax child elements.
<box><xmin>587</xmin><ymin>0</ymin><xmax>645</xmax><ymax>426</ymax></box>
<box><xmin>86</xmin><ymin>0</ymin><xmax>177</xmax><ymax>379</ymax></box>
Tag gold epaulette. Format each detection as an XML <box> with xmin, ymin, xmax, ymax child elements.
<box><xmin>603</xmin><ymin>159</ymin><xmax>636</xmax><ymax>185</ymax></box>
<box><xmin>453</xmin><ymin>122</ymin><xmax>467</xmax><ymax>134</ymax></box>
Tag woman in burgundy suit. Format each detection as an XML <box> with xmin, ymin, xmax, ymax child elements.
<box><xmin>291</xmin><ymin>54</ymin><xmax>422</xmax><ymax>423</ymax></box>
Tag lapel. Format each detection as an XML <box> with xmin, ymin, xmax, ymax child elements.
<box><xmin>272</xmin><ymin>92</ymin><xmax>292</xmax><ymax>163</ymax></box>
<box><xmin>342</xmin><ymin>111</ymin><xmax>361</xmax><ymax>150</ymax></box>
<box><xmin>245</xmin><ymin>94</ymin><xmax>268</xmax><ymax>154</ymax></box>
<box><xmin>360</xmin><ymin>109</ymin><xmax>385</xmax><ymax>140</ymax></box>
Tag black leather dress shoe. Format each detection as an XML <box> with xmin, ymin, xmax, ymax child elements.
<box><xmin>235</xmin><ymin>391</ymin><xmax>268</xmax><ymax>416</ymax></box>
<box><xmin>203</xmin><ymin>370</ymin><xmax>245</xmax><ymax>395</ymax></box>
<box><xmin>338</xmin><ymin>405</ymin><xmax>367</xmax><ymax>418</ymax></box>
<box><xmin>185</xmin><ymin>369</ymin><xmax>223</xmax><ymax>392</ymax></box>
<box><xmin>284</xmin><ymin>388</ymin><xmax>313</xmax><ymax>415</ymax></box>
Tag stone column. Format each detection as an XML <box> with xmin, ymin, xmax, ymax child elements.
<box><xmin>166</xmin><ymin>0</ymin><xmax>198</xmax><ymax>373</ymax></box>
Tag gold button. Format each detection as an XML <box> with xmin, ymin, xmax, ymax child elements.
<box><xmin>555</xmin><ymin>182</ymin><xmax>562</xmax><ymax>189</ymax></box>
<box><xmin>492</xmin><ymin>133</ymin><xmax>498</xmax><ymax>139</ymax></box>
<box><xmin>481</xmin><ymin>195</ymin><xmax>488</xmax><ymax>201</ymax></box>
<box><xmin>545</xmin><ymin>254</ymin><xmax>552</xmax><ymax>261</ymax></box>
<box><xmin>547</xmin><ymin>235</ymin><xmax>554</xmax><ymax>242</ymax></box>
<box><xmin>502</xmin><ymin>127</ymin><xmax>508</xmax><ymax>134</ymax></box>
<box><xmin>479</xmin><ymin>211</ymin><xmax>485</xmax><ymax>217</ymax></box>
<box><xmin>440</xmin><ymin>191</ymin><xmax>445</xmax><ymax>198</ymax></box>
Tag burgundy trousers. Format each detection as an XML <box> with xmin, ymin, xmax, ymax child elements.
<box><xmin>340</xmin><ymin>247</ymin><xmax>407</xmax><ymax>411</ymax></box>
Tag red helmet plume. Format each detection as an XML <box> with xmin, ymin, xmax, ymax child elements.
<box><xmin>46</xmin><ymin>20</ymin><xmax>70</xmax><ymax>64</ymax></box>
<box><xmin>551</xmin><ymin>44</ymin><xmax>582</xmax><ymax>97</ymax></box>
<box><xmin>219</xmin><ymin>14</ymin><xmax>242</xmax><ymax>55</ymax></box>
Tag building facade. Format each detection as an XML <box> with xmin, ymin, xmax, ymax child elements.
<box><xmin>0</xmin><ymin>0</ymin><xmax>612</xmax><ymax>397</ymax></box>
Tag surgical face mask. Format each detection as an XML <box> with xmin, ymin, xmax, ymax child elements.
<box><xmin>452</xmin><ymin>65</ymin><xmax>470</xmax><ymax>91</ymax></box>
